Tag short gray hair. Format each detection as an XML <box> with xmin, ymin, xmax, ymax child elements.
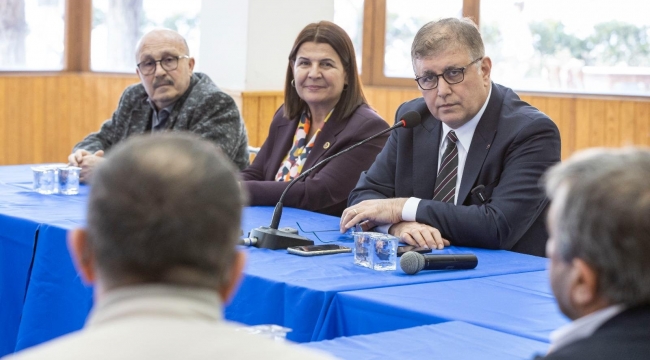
<box><xmin>87</xmin><ymin>133</ymin><xmax>246</xmax><ymax>289</ymax></box>
<box><xmin>544</xmin><ymin>148</ymin><xmax>650</xmax><ymax>306</ymax></box>
<box><xmin>411</xmin><ymin>17</ymin><xmax>485</xmax><ymax>63</ymax></box>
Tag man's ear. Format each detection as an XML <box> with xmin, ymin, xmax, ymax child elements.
<box><xmin>188</xmin><ymin>57</ymin><xmax>196</xmax><ymax>72</ymax></box>
<box><xmin>480</xmin><ymin>56</ymin><xmax>492</xmax><ymax>83</ymax></box>
<box><xmin>571</xmin><ymin>258</ymin><xmax>602</xmax><ymax>313</ymax></box>
<box><xmin>68</xmin><ymin>228</ymin><xmax>97</xmax><ymax>285</ymax></box>
<box><xmin>219</xmin><ymin>251</ymin><xmax>246</xmax><ymax>304</ymax></box>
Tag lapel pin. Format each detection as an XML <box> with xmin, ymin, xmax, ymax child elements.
<box><xmin>486</xmin><ymin>144</ymin><xmax>491</xmax><ymax>149</ymax></box>
<box><xmin>323</xmin><ymin>142</ymin><xmax>331</xmax><ymax>149</ymax></box>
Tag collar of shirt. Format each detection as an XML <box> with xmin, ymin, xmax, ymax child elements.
<box><xmin>436</xmin><ymin>85</ymin><xmax>492</xmax><ymax>205</ymax></box>
<box><xmin>547</xmin><ymin>304</ymin><xmax>625</xmax><ymax>354</ymax></box>
<box><xmin>147</xmin><ymin>99</ymin><xmax>175</xmax><ymax>131</ymax></box>
<box><xmin>86</xmin><ymin>284</ymin><xmax>223</xmax><ymax>328</ymax></box>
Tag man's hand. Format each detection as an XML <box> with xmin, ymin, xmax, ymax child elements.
<box><xmin>78</xmin><ymin>150</ymin><xmax>105</xmax><ymax>183</ymax></box>
<box><xmin>68</xmin><ymin>149</ymin><xmax>91</xmax><ymax>166</ymax></box>
<box><xmin>389</xmin><ymin>221</ymin><xmax>450</xmax><ymax>250</ymax></box>
<box><xmin>340</xmin><ymin>198</ymin><xmax>408</xmax><ymax>233</ymax></box>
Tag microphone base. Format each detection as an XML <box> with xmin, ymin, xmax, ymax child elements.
<box><xmin>248</xmin><ymin>226</ymin><xmax>314</xmax><ymax>250</ymax></box>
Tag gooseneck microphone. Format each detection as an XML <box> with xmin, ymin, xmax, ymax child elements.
<box><xmin>244</xmin><ymin>110</ymin><xmax>423</xmax><ymax>250</ymax></box>
<box><xmin>400</xmin><ymin>251</ymin><xmax>478</xmax><ymax>275</ymax></box>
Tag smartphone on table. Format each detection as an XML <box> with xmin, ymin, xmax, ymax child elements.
<box><xmin>287</xmin><ymin>244</ymin><xmax>352</xmax><ymax>256</ymax></box>
<box><xmin>397</xmin><ymin>245</ymin><xmax>433</xmax><ymax>257</ymax></box>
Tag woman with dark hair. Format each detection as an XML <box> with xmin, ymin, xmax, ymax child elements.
<box><xmin>240</xmin><ymin>21</ymin><xmax>388</xmax><ymax>216</ymax></box>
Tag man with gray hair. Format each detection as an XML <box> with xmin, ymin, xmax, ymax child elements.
<box><xmin>68</xmin><ymin>29</ymin><xmax>249</xmax><ymax>182</ymax></box>
<box><xmin>8</xmin><ymin>133</ymin><xmax>331</xmax><ymax>360</ymax></box>
<box><xmin>537</xmin><ymin>148</ymin><xmax>650</xmax><ymax>359</ymax></box>
<box><xmin>341</xmin><ymin>17</ymin><xmax>560</xmax><ymax>256</ymax></box>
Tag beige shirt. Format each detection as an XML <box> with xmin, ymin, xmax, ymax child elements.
<box><xmin>5</xmin><ymin>285</ymin><xmax>335</xmax><ymax>360</ymax></box>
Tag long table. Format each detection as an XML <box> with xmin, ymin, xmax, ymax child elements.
<box><xmin>318</xmin><ymin>270</ymin><xmax>568</xmax><ymax>342</ymax></box>
<box><xmin>304</xmin><ymin>321</ymin><xmax>550</xmax><ymax>360</ymax></box>
<box><xmin>0</xmin><ymin>164</ymin><xmax>561</xmax><ymax>358</ymax></box>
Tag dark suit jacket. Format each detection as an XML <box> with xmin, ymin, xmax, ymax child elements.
<box><xmin>241</xmin><ymin>104</ymin><xmax>389</xmax><ymax>216</ymax></box>
<box><xmin>349</xmin><ymin>83</ymin><xmax>561</xmax><ymax>256</ymax></box>
<box><xmin>537</xmin><ymin>306</ymin><xmax>650</xmax><ymax>360</ymax></box>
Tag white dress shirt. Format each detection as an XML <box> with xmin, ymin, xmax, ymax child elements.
<box><xmin>375</xmin><ymin>87</ymin><xmax>492</xmax><ymax>234</ymax></box>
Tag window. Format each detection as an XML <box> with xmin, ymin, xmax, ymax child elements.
<box><xmin>480</xmin><ymin>0</ymin><xmax>650</xmax><ymax>96</ymax></box>
<box><xmin>91</xmin><ymin>0</ymin><xmax>201</xmax><ymax>73</ymax></box>
<box><xmin>0</xmin><ymin>0</ymin><xmax>65</xmax><ymax>71</ymax></box>
<box><xmin>334</xmin><ymin>0</ymin><xmax>365</xmax><ymax>73</ymax></box>
<box><xmin>383</xmin><ymin>0</ymin><xmax>463</xmax><ymax>78</ymax></box>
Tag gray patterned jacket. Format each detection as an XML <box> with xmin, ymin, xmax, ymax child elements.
<box><xmin>72</xmin><ymin>72</ymin><xmax>249</xmax><ymax>169</ymax></box>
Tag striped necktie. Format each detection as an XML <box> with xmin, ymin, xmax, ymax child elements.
<box><xmin>433</xmin><ymin>130</ymin><xmax>458</xmax><ymax>203</ymax></box>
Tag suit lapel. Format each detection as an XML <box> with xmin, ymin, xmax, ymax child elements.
<box><xmin>303</xmin><ymin>113</ymin><xmax>347</xmax><ymax>171</ymax></box>
<box><xmin>457</xmin><ymin>83</ymin><xmax>501</xmax><ymax>203</ymax></box>
<box><xmin>413</xmin><ymin>111</ymin><xmax>441</xmax><ymax>199</ymax></box>
<box><xmin>266</xmin><ymin>118</ymin><xmax>298</xmax><ymax>180</ymax></box>
<box><xmin>127</xmin><ymin>102</ymin><xmax>152</xmax><ymax>136</ymax></box>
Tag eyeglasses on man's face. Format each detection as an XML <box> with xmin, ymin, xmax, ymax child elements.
<box><xmin>414</xmin><ymin>57</ymin><xmax>483</xmax><ymax>91</ymax></box>
<box><xmin>137</xmin><ymin>55</ymin><xmax>190</xmax><ymax>75</ymax></box>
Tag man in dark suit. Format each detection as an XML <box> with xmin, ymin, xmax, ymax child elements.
<box><xmin>339</xmin><ymin>18</ymin><xmax>560</xmax><ymax>256</ymax></box>
<box><xmin>537</xmin><ymin>148</ymin><xmax>650</xmax><ymax>359</ymax></box>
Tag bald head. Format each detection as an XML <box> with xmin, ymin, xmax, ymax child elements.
<box><xmin>134</xmin><ymin>28</ymin><xmax>195</xmax><ymax>110</ymax></box>
<box><xmin>136</xmin><ymin>29</ymin><xmax>189</xmax><ymax>61</ymax></box>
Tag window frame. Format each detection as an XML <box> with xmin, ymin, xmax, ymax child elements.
<box><xmin>361</xmin><ymin>0</ymin><xmax>480</xmax><ymax>87</ymax></box>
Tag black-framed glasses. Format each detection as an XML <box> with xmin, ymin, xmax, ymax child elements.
<box><xmin>137</xmin><ymin>55</ymin><xmax>190</xmax><ymax>75</ymax></box>
<box><xmin>414</xmin><ymin>57</ymin><xmax>483</xmax><ymax>90</ymax></box>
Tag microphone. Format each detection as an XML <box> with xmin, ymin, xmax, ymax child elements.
<box><xmin>400</xmin><ymin>251</ymin><xmax>478</xmax><ymax>275</ymax></box>
<box><xmin>246</xmin><ymin>110</ymin><xmax>422</xmax><ymax>250</ymax></box>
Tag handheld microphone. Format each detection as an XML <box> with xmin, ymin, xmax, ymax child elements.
<box><xmin>400</xmin><ymin>251</ymin><xmax>478</xmax><ymax>275</ymax></box>
<box><xmin>246</xmin><ymin>110</ymin><xmax>422</xmax><ymax>250</ymax></box>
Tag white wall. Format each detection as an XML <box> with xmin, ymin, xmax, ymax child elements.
<box><xmin>200</xmin><ymin>0</ymin><xmax>334</xmax><ymax>92</ymax></box>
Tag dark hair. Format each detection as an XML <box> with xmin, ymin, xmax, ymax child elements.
<box><xmin>544</xmin><ymin>148</ymin><xmax>650</xmax><ymax>306</ymax></box>
<box><xmin>87</xmin><ymin>133</ymin><xmax>246</xmax><ymax>289</ymax></box>
<box><xmin>284</xmin><ymin>21</ymin><xmax>366</xmax><ymax>121</ymax></box>
<box><xmin>411</xmin><ymin>17</ymin><xmax>485</xmax><ymax>63</ymax></box>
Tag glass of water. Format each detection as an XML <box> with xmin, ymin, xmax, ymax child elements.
<box><xmin>32</xmin><ymin>166</ymin><xmax>57</xmax><ymax>194</ymax></box>
<box><xmin>353</xmin><ymin>232</ymin><xmax>372</xmax><ymax>268</ymax></box>
<box><xmin>58</xmin><ymin>166</ymin><xmax>81</xmax><ymax>195</ymax></box>
<box><xmin>370</xmin><ymin>234</ymin><xmax>398</xmax><ymax>271</ymax></box>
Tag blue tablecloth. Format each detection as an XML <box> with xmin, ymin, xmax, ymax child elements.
<box><xmin>319</xmin><ymin>271</ymin><xmax>569</xmax><ymax>342</ymax></box>
<box><xmin>304</xmin><ymin>321</ymin><xmax>549</xmax><ymax>360</ymax></box>
<box><xmin>0</xmin><ymin>164</ymin><xmax>555</xmax><ymax>356</ymax></box>
<box><xmin>226</xmin><ymin>246</ymin><xmax>548</xmax><ymax>342</ymax></box>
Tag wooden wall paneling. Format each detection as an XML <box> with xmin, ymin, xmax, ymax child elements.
<box><xmin>0</xmin><ymin>78</ymin><xmax>5</xmax><ymax>164</ymax></box>
<box><xmin>541</xmin><ymin>96</ymin><xmax>563</xmax><ymax>156</ymax></box>
<box><xmin>604</xmin><ymin>100</ymin><xmax>620</xmax><ymax>147</ymax></box>
<box><xmin>80</xmin><ymin>74</ymin><xmax>97</xmax><ymax>147</ymax></box>
<box><xmin>574</xmin><ymin>98</ymin><xmax>591</xmax><ymax>152</ymax></box>
<box><xmin>589</xmin><ymin>99</ymin><xmax>605</xmax><ymax>148</ymax></box>
<box><xmin>241</xmin><ymin>95</ymin><xmax>259</xmax><ymax>146</ymax></box>
<box><xmin>4</xmin><ymin>77</ymin><xmax>21</xmax><ymax>163</ymax></box>
<box><xmin>560</xmin><ymin>97</ymin><xmax>576</xmax><ymax>159</ymax></box>
<box><xmin>94</xmin><ymin>76</ymin><xmax>112</xmax><ymax>132</ymax></box>
<box><xmin>67</xmin><ymin>74</ymin><xmax>84</xmax><ymax>160</ymax></box>
<box><xmin>31</xmin><ymin>77</ymin><xmax>46</xmax><ymax>163</ymax></box>
<box><xmin>14</xmin><ymin>77</ymin><xmax>31</xmax><ymax>164</ymax></box>
<box><xmin>386</xmin><ymin>89</ymin><xmax>406</xmax><ymax>122</ymax></box>
<box><xmin>635</xmin><ymin>101</ymin><xmax>650</xmax><ymax>146</ymax></box>
<box><xmin>42</xmin><ymin>77</ymin><xmax>59</xmax><ymax>164</ymax></box>
<box><xmin>368</xmin><ymin>88</ymin><xmax>389</xmax><ymax>123</ymax></box>
<box><xmin>619</xmin><ymin>101</ymin><xmax>635</xmax><ymax>147</ymax></box>
<box><xmin>258</xmin><ymin>96</ymin><xmax>278</xmax><ymax>146</ymax></box>
<box><xmin>56</xmin><ymin>75</ymin><xmax>72</xmax><ymax>162</ymax></box>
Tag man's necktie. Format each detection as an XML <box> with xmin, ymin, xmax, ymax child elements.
<box><xmin>433</xmin><ymin>130</ymin><xmax>458</xmax><ymax>203</ymax></box>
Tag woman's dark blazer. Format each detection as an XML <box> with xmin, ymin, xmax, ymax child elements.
<box><xmin>240</xmin><ymin>103</ymin><xmax>389</xmax><ymax>216</ymax></box>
